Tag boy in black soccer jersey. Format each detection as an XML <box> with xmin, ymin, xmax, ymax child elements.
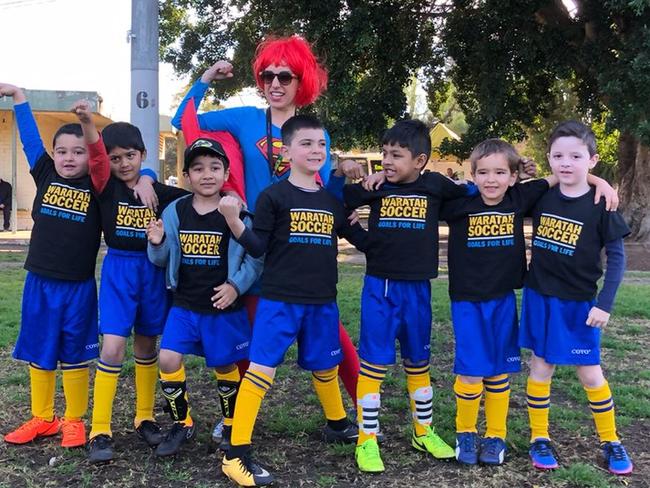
<box><xmin>520</xmin><ymin>121</ymin><xmax>632</xmax><ymax>475</ymax></box>
<box><xmin>0</xmin><ymin>84</ymin><xmax>105</xmax><ymax>449</ymax></box>
<box><xmin>146</xmin><ymin>137</ymin><xmax>261</xmax><ymax>458</ymax></box>
<box><xmin>331</xmin><ymin>119</ymin><xmax>477</xmax><ymax>472</ymax></box>
<box><xmin>217</xmin><ymin>115</ymin><xmax>368</xmax><ymax>487</ymax></box>
<box><xmin>73</xmin><ymin>111</ymin><xmax>189</xmax><ymax>463</ymax></box>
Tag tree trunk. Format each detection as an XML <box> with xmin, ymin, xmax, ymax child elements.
<box><xmin>618</xmin><ymin>131</ymin><xmax>650</xmax><ymax>242</ymax></box>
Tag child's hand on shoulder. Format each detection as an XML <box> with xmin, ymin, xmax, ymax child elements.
<box><xmin>586</xmin><ymin>306</ymin><xmax>610</xmax><ymax>329</ymax></box>
<box><xmin>134</xmin><ymin>176</ymin><xmax>159</xmax><ymax>212</ymax></box>
<box><xmin>362</xmin><ymin>171</ymin><xmax>386</xmax><ymax>191</ymax></box>
<box><xmin>71</xmin><ymin>99</ymin><xmax>93</xmax><ymax>124</ymax></box>
<box><xmin>212</xmin><ymin>282</ymin><xmax>238</xmax><ymax>310</ymax></box>
<box><xmin>336</xmin><ymin>159</ymin><xmax>365</xmax><ymax>180</ymax></box>
<box><xmin>218</xmin><ymin>195</ymin><xmax>242</xmax><ymax>222</ymax></box>
<box><xmin>146</xmin><ymin>219</ymin><xmax>165</xmax><ymax>245</ymax></box>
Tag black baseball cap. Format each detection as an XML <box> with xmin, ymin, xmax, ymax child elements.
<box><xmin>183</xmin><ymin>138</ymin><xmax>230</xmax><ymax>172</ymax></box>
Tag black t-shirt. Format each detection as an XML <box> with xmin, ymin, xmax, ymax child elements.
<box><xmin>343</xmin><ymin>172</ymin><xmax>467</xmax><ymax>280</ymax></box>
<box><xmin>173</xmin><ymin>197</ymin><xmax>231</xmax><ymax>313</ymax></box>
<box><xmin>525</xmin><ymin>186</ymin><xmax>630</xmax><ymax>301</ymax></box>
<box><xmin>441</xmin><ymin>179</ymin><xmax>549</xmax><ymax>301</ymax></box>
<box><xmin>26</xmin><ymin>153</ymin><xmax>102</xmax><ymax>281</ymax></box>
<box><xmin>254</xmin><ymin>179</ymin><xmax>367</xmax><ymax>304</ymax></box>
<box><xmin>98</xmin><ymin>178</ymin><xmax>188</xmax><ymax>251</ymax></box>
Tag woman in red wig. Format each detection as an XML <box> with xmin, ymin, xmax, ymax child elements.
<box><xmin>171</xmin><ymin>34</ymin><xmax>361</xmax><ymax>452</ymax></box>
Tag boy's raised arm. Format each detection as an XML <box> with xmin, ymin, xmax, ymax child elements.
<box><xmin>71</xmin><ymin>100</ymin><xmax>110</xmax><ymax>193</ymax></box>
<box><xmin>0</xmin><ymin>83</ymin><xmax>45</xmax><ymax>168</ymax></box>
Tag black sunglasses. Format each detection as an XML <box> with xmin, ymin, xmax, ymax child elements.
<box><xmin>259</xmin><ymin>70</ymin><xmax>298</xmax><ymax>86</ymax></box>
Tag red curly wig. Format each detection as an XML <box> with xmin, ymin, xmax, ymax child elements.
<box><xmin>252</xmin><ymin>35</ymin><xmax>328</xmax><ymax>107</ymax></box>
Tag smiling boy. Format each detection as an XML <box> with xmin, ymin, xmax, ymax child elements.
<box><xmin>0</xmin><ymin>84</ymin><xmax>106</xmax><ymax>449</ymax></box>
<box><xmin>520</xmin><ymin>121</ymin><xmax>633</xmax><ymax>475</ymax></box>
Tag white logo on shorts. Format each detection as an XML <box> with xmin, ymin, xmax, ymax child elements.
<box><xmin>85</xmin><ymin>342</ymin><xmax>99</xmax><ymax>350</ymax></box>
<box><xmin>506</xmin><ymin>356</ymin><xmax>520</xmax><ymax>363</ymax></box>
<box><xmin>330</xmin><ymin>348</ymin><xmax>341</xmax><ymax>357</ymax></box>
<box><xmin>571</xmin><ymin>348</ymin><xmax>592</xmax><ymax>355</ymax></box>
<box><xmin>235</xmin><ymin>341</ymin><xmax>249</xmax><ymax>351</ymax></box>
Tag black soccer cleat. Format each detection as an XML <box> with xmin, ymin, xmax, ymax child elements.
<box><xmin>155</xmin><ymin>422</ymin><xmax>196</xmax><ymax>457</ymax></box>
<box><xmin>136</xmin><ymin>419</ymin><xmax>164</xmax><ymax>447</ymax></box>
<box><xmin>87</xmin><ymin>434</ymin><xmax>114</xmax><ymax>464</ymax></box>
<box><xmin>322</xmin><ymin>420</ymin><xmax>359</xmax><ymax>444</ymax></box>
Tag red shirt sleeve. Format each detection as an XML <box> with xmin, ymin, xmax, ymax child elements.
<box><xmin>87</xmin><ymin>133</ymin><xmax>111</xmax><ymax>194</ymax></box>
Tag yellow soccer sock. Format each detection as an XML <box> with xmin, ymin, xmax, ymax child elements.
<box><xmin>312</xmin><ymin>367</ymin><xmax>347</xmax><ymax>423</ymax></box>
<box><xmin>356</xmin><ymin>361</ymin><xmax>387</xmax><ymax>445</ymax></box>
<box><xmin>483</xmin><ymin>374</ymin><xmax>510</xmax><ymax>439</ymax></box>
<box><xmin>89</xmin><ymin>360</ymin><xmax>122</xmax><ymax>438</ymax></box>
<box><xmin>29</xmin><ymin>364</ymin><xmax>56</xmax><ymax>421</ymax></box>
<box><xmin>62</xmin><ymin>363</ymin><xmax>90</xmax><ymax>421</ymax></box>
<box><xmin>231</xmin><ymin>370</ymin><xmax>273</xmax><ymax>447</ymax></box>
<box><xmin>405</xmin><ymin>363</ymin><xmax>433</xmax><ymax>437</ymax></box>
<box><xmin>527</xmin><ymin>378</ymin><xmax>551</xmax><ymax>441</ymax></box>
<box><xmin>215</xmin><ymin>368</ymin><xmax>241</xmax><ymax>428</ymax></box>
<box><xmin>585</xmin><ymin>381</ymin><xmax>618</xmax><ymax>443</ymax></box>
<box><xmin>454</xmin><ymin>377</ymin><xmax>483</xmax><ymax>433</ymax></box>
<box><xmin>134</xmin><ymin>355</ymin><xmax>158</xmax><ymax>427</ymax></box>
<box><xmin>160</xmin><ymin>365</ymin><xmax>193</xmax><ymax>426</ymax></box>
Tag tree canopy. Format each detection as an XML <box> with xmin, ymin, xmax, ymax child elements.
<box><xmin>160</xmin><ymin>0</ymin><xmax>650</xmax><ymax>240</ymax></box>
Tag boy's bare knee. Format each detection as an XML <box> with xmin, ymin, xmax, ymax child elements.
<box><xmin>215</xmin><ymin>364</ymin><xmax>237</xmax><ymax>375</ymax></box>
<box><xmin>133</xmin><ymin>334</ymin><xmax>158</xmax><ymax>358</ymax></box>
<box><xmin>529</xmin><ymin>354</ymin><xmax>555</xmax><ymax>381</ymax></box>
<box><xmin>99</xmin><ymin>335</ymin><xmax>127</xmax><ymax>364</ymax></box>
<box><xmin>576</xmin><ymin>365</ymin><xmax>605</xmax><ymax>388</ymax></box>
<box><xmin>403</xmin><ymin>358</ymin><xmax>429</xmax><ymax>368</ymax></box>
<box><xmin>459</xmin><ymin>375</ymin><xmax>483</xmax><ymax>384</ymax></box>
<box><xmin>313</xmin><ymin>367</ymin><xmax>337</xmax><ymax>376</ymax></box>
<box><xmin>248</xmin><ymin>362</ymin><xmax>276</xmax><ymax>381</ymax></box>
<box><xmin>158</xmin><ymin>349</ymin><xmax>183</xmax><ymax>374</ymax></box>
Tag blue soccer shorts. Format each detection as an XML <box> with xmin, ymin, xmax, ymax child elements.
<box><xmin>160</xmin><ymin>306</ymin><xmax>250</xmax><ymax>368</ymax></box>
<box><xmin>99</xmin><ymin>248</ymin><xmax>169</xmax><ymax>338</ymax></box>
<box><xmin>519</xmin><ymin>287</ymin><xmax>600</xmax><ymax>365</ymax></box>
<box><xmin>248</xmin><ymin>298</ymin><xmax>342</xmax><ymax>371</ymax></box>
<box><xmin>13</xmin><ymin>272</ymin><xmax>99</xmax><ymax>370</ymax></box>
<box><xmin>358</xmin><ymin>275</ymin><xmax>432</xmax><ymax>365</ymax></box>
<box><xmin>451</xmin><ymin>291</ymin><xmax>521</xmax><ymax>377</ymax></box>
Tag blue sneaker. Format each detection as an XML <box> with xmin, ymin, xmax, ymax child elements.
<box><xmin>602</xmin><ymin>441</ymin><xmax>633</xmax><ymax>475</ymax></box>
<box><xmin>479</xmin><ymin>437</ymin><xmax>506</xmax><ymax>465</ymax></box>
<box><xmin>529</xmin><ymin>438</ymin><xmax>559</xmax><ymax>470</ymax></box>
<box><xmin>455</xmin><ymin>432</ymin><xmax>479</xmax><ymax>465</ymax></box>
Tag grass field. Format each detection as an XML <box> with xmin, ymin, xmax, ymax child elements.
<box><xmin>0</xmin><ymin>251</ymin><xmax>648</xmax><ymax>487</ymax></box>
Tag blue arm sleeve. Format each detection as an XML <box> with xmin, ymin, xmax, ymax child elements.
<box><xmin>140</xmin><ymin>168</ymin><xmax>158</xmax><ymax>182</ymax></box>
<box><xmin>171</xmin><ymin>80</ymin><xmax>210</xmax><ymax>130</ymax></box>
<box><xmin>14</xmin><ymin>102</ymin><xmax>45</xmax><ymax>168</ymax></box>
<box><xmin>595</xmin><ymin>238</ymin><xmax>625</xmax><ymax>313</ymax></box>
<box><xmin>325</xmin><ymin>174</ymin><xmax>346</xmax><ymax>202</ymax></box>
<box><xmin>464</xmin><ymin>181</ymin><xmax>478</xmax><ymax>196</ymax></box>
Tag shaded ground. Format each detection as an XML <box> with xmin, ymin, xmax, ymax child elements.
<box><xmin>0</xmin><ymin>254</ymin><xmax>648</xmax><ymax>487</ymax></box>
